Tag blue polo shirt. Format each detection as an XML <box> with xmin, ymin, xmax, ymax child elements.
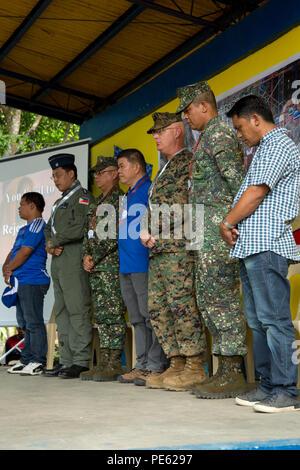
<box><xmin>11</xmin><ymin>218</ymin><xmax>50</xmax><ymax>285</ymax></box>
<box><xmin>118</xmin><ymin>175</ymin><xmax>151</xmax><ymax>273</ymax></box>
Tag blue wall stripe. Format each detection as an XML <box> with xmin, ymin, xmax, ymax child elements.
<box><xmin>80</xmin><ymin>0</ymin><xmax>300</xmax><ymax>145</ymax></box>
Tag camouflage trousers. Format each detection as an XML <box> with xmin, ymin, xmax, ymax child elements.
<box><xmin>148</xmin><ymin>252</ymin><xmax>206</xmax><ymax>358</ymax></box>
<box><xmin>194</xmin><ymin>247</ymin><xmax>247</xmax><ymax>356</ymax></box>
<box><xmin>90</xmin><ymin>271</ymin><xmax>127</xmax><ymax>350</ymax></box>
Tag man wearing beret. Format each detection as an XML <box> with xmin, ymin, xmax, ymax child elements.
<box><xmin>176</xmin><ymin>81</ymin><xmax>248</xmax><ymax>398</ymax></box>
<box><xmin>80</xmin><ymin>156</ymin><xmax>127</xmax><ymax>382</ymax></box>
<box><xmin>44</xmin><ymin>153</ymin><xmax>94</xmax><ymax>378</ymax></box>
<box><xmin>140</xmin><ymin>112</ymin><xmax>207</xmax><ymax>390</ymax></box>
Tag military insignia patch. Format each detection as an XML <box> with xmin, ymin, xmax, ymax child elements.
<box><xmin>79</xmin><ymin>197</ymin><xmax>89</xmax><ymax>205</ymax></box>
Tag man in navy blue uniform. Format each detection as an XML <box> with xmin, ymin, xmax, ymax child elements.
<box><xmin>117</xmin><ymin>149</ymin><xmax>166</xmax><ymax>384</ymax></box>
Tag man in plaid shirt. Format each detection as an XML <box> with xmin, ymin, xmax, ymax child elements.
<box><xmin>220</xmin><ymin>95</ymin><xmax>300</xmax><ymax>413</ymax></box>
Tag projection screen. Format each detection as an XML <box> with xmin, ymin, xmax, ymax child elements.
<box><xmin>0</xmin><ymin>138</ymin><xmax>90</xmax><ymax>326</ymax></box>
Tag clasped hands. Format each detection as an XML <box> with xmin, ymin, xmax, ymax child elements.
<box><xmin>140</xmin><ymin>229</ymin><xmax>156</xmax><ymax>248</ymax></box>
<box><xmin>219</xmin><ymin>223</ymin><xmax>239</xmax><ymax>246</ymax></box>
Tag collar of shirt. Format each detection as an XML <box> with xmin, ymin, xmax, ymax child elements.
<box><xmin>127</xmin><ymin>175</ymin><xmax>148</xmax><ymax>195</ymax></box>
<box><xmin>173</xmin><ymin>147</ymin><xmax>187</xmax><ymax>157</ymax></box>
<box><xmin>62</xmin><ymin>179</ymin><xmax>81</xmax><ymax>196</ymax></box>
<box><xmin>260</xmin><ymin>126</ymin><xmax>288</xmax><ymax>145</ymax></box>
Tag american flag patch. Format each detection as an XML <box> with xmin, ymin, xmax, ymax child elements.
<box><xmin>79</xmin><ymin>197</ymin><xmax>89</xmax><ymax>205</ymax></box>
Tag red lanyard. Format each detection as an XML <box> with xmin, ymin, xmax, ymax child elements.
<box><xmin>118</xmin><ymin>175</ymin><xmax>149</xmax><ymax>229</ymax></box>
<box><xmin>89</xmin><ymin>185</ymin><xmax>117</xmax><ymax>233</ymax></box>
<box><xmin>188</xmin><ymin>135</ymin><xmax>202</xmax><ymax>191</ymax></box>
<box><xmin>125</xmin><ymin>175</ymin><xmax>149</xmax><ymax>202</ymax></box>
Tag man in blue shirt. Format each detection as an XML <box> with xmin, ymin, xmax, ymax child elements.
<box><xmin>3</xmin><ymin>192</ymin><xmax>50</xmax><ymax>376</ymax></box>
<box><xmin>117</xmin><ymin>148</ymin><xmax>166</xmax><ymax>383</ymax></box>
<box><xmin>221</xmin><ymin>95</ymin><xmax>300</xmax><ymax>413</ymax></box>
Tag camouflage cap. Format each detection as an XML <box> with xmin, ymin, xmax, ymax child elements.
<box><xmin>147</xmin><ymin>112</ymin><xmax>182</xmax><ymax>134</ymax></box>
<box><xmin>90</xmin><ymin>156</ymin><xmax>118</xmax><ymax>173</ymax></box>
<box><xmin>176</xmin><ymin>80</ymin><xmax>211</xmax><ymax>113</ymax></box>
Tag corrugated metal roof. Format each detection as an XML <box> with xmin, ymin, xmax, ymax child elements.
<box><xmin>0</xmin><ymin>0</ymin><xmax>268</xmax><ymax>123</ymax></box>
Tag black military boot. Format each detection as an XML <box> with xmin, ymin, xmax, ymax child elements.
<box><xmin>191</xmin><ymin>355</ymin><xmax>248</xmax><ymax>399</ymax></box>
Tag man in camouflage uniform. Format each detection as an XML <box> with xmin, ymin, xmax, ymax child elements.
<box><xmin>176</xmin><ymin>81</ymin><xmax>248</xmax><ymax>398</ymax></box>
<box><xmin>81</xmin><ymin>156</ymin><xmax>127</xmax><ymax>382</ymax></box>
<box><xmin>140</xmin><ymin>112</ymin><xmax>207</xmax><ymax>391</ymax></box>
<box><xmin>44</xmin><ymin>153</ymin><xmax>93</xmax><ymax>379</ymax></box>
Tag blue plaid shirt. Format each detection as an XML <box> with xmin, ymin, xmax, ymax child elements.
<box><xmin>230</xmin><ymin>127</ymin><xmax>300</xmax><ymax>261</ymax></box>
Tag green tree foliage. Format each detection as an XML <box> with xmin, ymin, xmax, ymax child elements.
<box><xmin>0</xmin><ymin>106</ymin><xmax>79</xmax><ymax>157</ymax></box>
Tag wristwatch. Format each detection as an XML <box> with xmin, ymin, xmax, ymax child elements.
<box><xmin>222</xmin><ymin>218</ymin><xmax>235</xmax><ymax>230</ymax></box>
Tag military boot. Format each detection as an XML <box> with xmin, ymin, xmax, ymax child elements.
<box><xmin>80</xmin><ymin>348</ymin><xmax>110</xmax><ymax>381</ymax></box>
<box><xmin>146</xmin><ymin>356</ymin><xmax>185</xmax><ymax>389</ymax></box>
<box><xmin>190</xmin><ymin>355</ymin><xmax>223</xmax><ymax>392</ymax></box>
<box><xmin>163</xmin><ymin>355</ymin><xmax>207</xmax><ymax>392</ymax></box>
<box><xmin>93</xmin><ymin>349</ymin><xmax>123</xmax><ymax>382</ymax></box>
<box><xmin>192</xmin><ymin>355</ymin><xmax>248</xmax><ymax>399</ymax></box>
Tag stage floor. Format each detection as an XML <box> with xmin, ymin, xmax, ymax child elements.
<box><xmin>0</xmin><ymin>367</ymin><xmax>299</xmax><ymax>451</ymax></box>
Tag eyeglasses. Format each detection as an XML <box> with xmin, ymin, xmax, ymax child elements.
<box><xmin>94</xmin><ymin>169</ymin><xmax>116</xmax><ymax>176</ymax></box>
<box><xmin>151</xmin><ymin>126</ymin><xmax>179</xmax><ymax>135</ymax></box>
<box><xmin>50</xmin><ymin>172</ymin><xmax>65</xmax><ymax>181</ymax></box>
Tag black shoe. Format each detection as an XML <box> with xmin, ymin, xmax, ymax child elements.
<box><xmin>59</xmin><ymin>364</ymin><xmax>89</xmax><ymax>379</ymax></box>
<box><xmin>42</xmin><ymin>365</ymin><xmax>69</xmax><ymax>377</ymax></box>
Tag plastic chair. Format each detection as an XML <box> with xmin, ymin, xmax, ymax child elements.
<box><xmin>46</xmin><ymin>310</ymin><xmax>57</xmax><ymax>369</ymax></box>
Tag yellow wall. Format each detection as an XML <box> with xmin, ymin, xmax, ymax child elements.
<box><xmin>90</xmin><ymin>25</ymin><xmax>300</xmax><ymax>196</ymax></box>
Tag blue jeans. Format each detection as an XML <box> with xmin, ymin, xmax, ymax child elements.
<box><xmin>16</xmin><ymin>284</ymin><xmax>49</xmax><ymax>365</ymax></box>
<box><xmin>239</xmin><ymin>251</ymin><xmax>298</xmax><ymax>397</ymax></box>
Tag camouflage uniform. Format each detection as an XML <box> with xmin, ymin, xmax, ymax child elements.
<box><xmin>176</xmin><ymin>83</ymin><xmax>247</xmax><ymax>357</ymax></box>
<box><xmin>146</xmin><ymin>113</ymin><xmax>206</xmax><ymax>359</ymax></box>
<box><xmin>82</xmin><ymin>173</ymin><xmax>126</xmax><ymax>351</ymax></box>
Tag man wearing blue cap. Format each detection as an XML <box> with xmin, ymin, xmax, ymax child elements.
<box><xmin>44</xmin><ymin>153</ymin><xmax>94</xmax><ymax>379</ymax></box>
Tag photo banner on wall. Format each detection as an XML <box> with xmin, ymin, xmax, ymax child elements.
<box><xmin>217</xmin><ymin>56</ymin><xmax>300</xmax><ymax>168</ymax></box>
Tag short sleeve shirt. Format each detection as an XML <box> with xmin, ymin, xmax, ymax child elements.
<box><xmin>11</xmin><ymin>218</ymin><xmax>50</xmax><ymax>285</ymax></box>
<box><xmin>230</xmin><ymin>127</ymin><xmax>300</xmax><ymax>261</ymax></box>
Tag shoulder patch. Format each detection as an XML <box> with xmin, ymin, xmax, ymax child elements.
<box><xmin>79</xmin><ymin>196</ymin><xmax>89</xmax><ymax>205</ymax></box>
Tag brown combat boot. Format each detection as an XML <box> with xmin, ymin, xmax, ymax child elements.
<box><xmin>80</xmin><ymin>348</ymin><xmax>110</xmax><ymax>381</ymax></box>
<box><xmin>163</xmin><ymin>355</ymin><xmax>207</xmax><ymax>391</ymax></box>
<box><xmin>93</xmin><ymin>349</ymin><xmax>123</xmax><ymax>382</ymax></box>
<box><xmin>190</xmin><ymin>355</ymin><xmax>223</xmax><ymax>392</ymax></box>
<box><xmin>146</xmin><ymin>356</ymin><xmax>186</xmax><ymax>389</ymax></box>
<box><xmin>192</xmin><ymin>355</ymin><xmax>248</xmax><ymax>399</ymax></box>
<box><xmin>118</xmin><ymin>368</ymin><xmax>147</xmax><ymax>383</ymax></box>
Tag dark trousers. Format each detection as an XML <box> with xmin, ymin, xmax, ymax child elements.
<box><xmin>17</xmin><ymin>284</ymin><xmax>49</xmax><ymax>365</ymax></box>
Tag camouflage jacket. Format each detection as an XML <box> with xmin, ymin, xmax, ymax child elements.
<box><xmin>145</xmin><ymin>148</ymin><xmax>192</xmax><ymax>255</ymax></box>
<box><xmin>82</xmin><ymin>185</ymin><xmax>123</xmax><ymax>273</ymax></box>
<box><xmin>190</xmin><ymin>116</ymin><xmax>245</xmax><ymax>218</ymax></box>
<box><xmin>189</xmin><ymin>116</ymin><xmax>245</xmax><ymax>253</ymax></box>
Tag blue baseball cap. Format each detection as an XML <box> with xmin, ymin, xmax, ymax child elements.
<box><xmin>1</xmin><ymin>276</ymin><xmax>18</xmax><ymax>308</ymax></box>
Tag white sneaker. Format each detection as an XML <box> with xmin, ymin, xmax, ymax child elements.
<box><xmin>19</xmin><ymin>362</ymin><xmax>44</xmax><ymax>376</ymax></box>
<box><xmin>7</xmin><ymin>362</ymin><xmax>26</xmax><ymax>374</ymax></box>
